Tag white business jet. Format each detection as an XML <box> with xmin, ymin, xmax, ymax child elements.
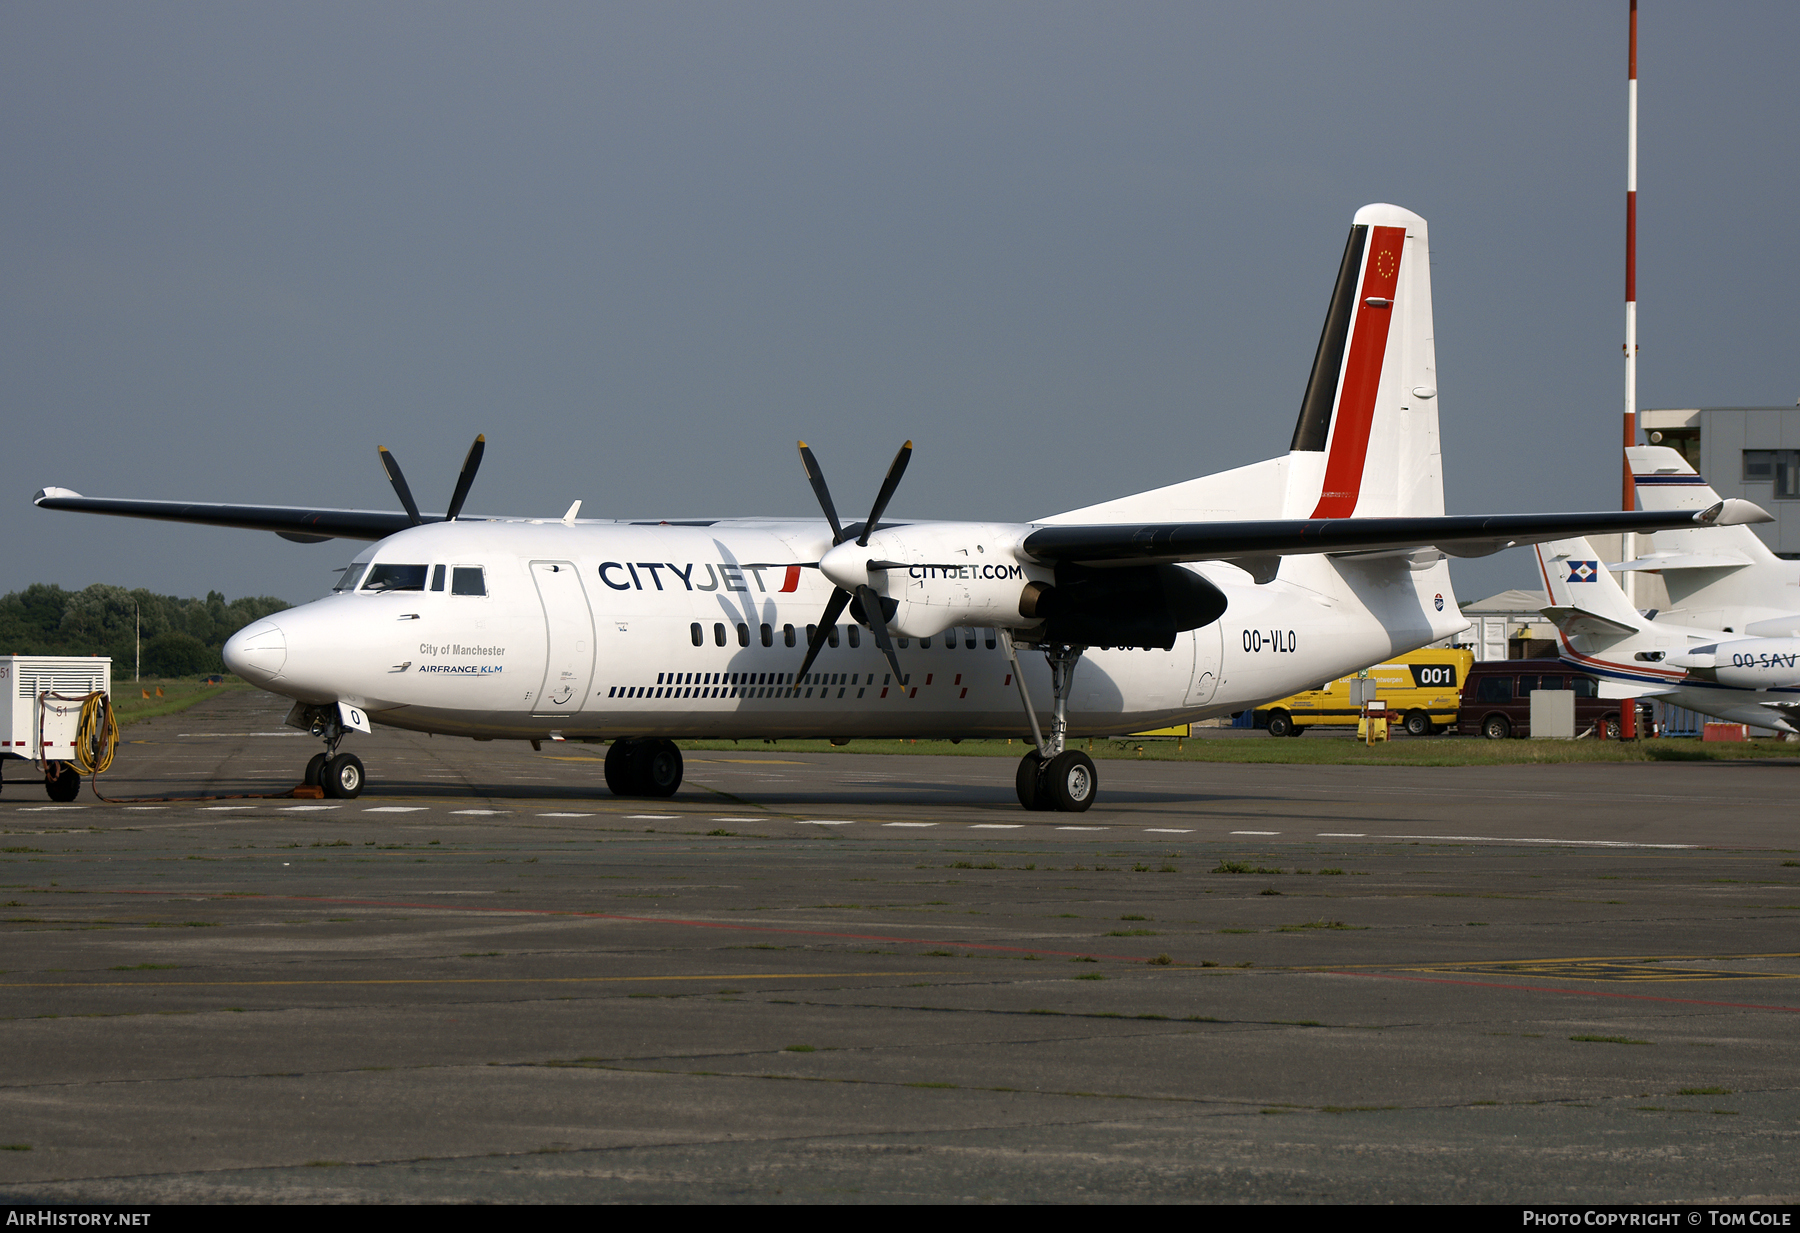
<box><xmin>35</xmin><ymin>204</ymin><xmax>1758</xmax><ymax>810</ymax></box>
<box><xmin>1535</xmin><ymin>534</ymin><xmax>1797</xmax><ymax>733</ymax></box>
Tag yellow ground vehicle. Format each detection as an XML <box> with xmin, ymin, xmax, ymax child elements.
<box><xmin>1256</xmin><ymin>648</ymin><xmax>1473</xmax><ymax>737</ymax></box>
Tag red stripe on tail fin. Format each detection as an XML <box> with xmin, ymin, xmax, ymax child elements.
<box><xmin>1310</xmin><ymin>225</ymin><xmax>1406</xmax><ymax>519</ymax></box>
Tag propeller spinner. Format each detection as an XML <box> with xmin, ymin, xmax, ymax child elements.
<box><xmin>794</xmin><ymin>440</ymin><xmax>912</xmax><ymax>686</ymax></box>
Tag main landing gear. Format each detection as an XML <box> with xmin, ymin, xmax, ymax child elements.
<box><xmin>605</xmin><ymin>738</ymin><xmax>684</xmax><ymax>798</ymax></box>
<box><xmin>1000</xmin><ymin>636</ymin><xmax>1098</xmax><ymax>813</ymax></box>
<box><xmin>296</xmin><ymin>707</ymin><xmax>365</xmax><ymax>799</ymax></box>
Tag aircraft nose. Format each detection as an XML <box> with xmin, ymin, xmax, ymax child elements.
<box><xmin>224</xmin><ymin>620</ymin><xmax>286</xmax><ymax>684</ymax></box>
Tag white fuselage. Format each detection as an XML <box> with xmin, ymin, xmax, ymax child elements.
<box><xmin>224</xmin><ymin>518</ymin><xmax>1469</xmax><ymax>741</ymax></box>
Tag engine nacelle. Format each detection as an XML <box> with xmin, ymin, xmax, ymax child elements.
<box><xmin>1681</xmin><ymin>637</ymin><xmax>1800</xmax><ymax>689</ymax></box>
<box><xmin>1018</xmin><ymin>562</ymin><xmax>1229</xmax><ymax>650</ymax></box>
<box><xmin>820</xmin><ymin>522</ymin><xmax>1052</xmax><ymax>639</ymax></box>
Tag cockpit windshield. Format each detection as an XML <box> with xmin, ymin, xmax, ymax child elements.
<box><xmin>334</xmin><ymin>562</ymin><xmax>371</xmax><ymax>592</ymax></box>
<box><xmin>361</xmin><ymin>563</ymin><xmax>429</xmax><ymax>593</ymax></box>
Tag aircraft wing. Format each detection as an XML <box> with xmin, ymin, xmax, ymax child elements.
<box><xmin>33</xmin><ymin>489</ymin><xmax>433</xmax><ymax>543</ymax></box>
<box><xmin>1019</xmin><ymin>503</ymin><xmax>1771</xmax><ymax>569</ymax></box>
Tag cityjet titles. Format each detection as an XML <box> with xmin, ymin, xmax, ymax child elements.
<box><xmin>599</xmin><ymin>562</ymin><xmax>804</xmax><ymax>593</ymax></box>
<box><xmin>906</xmin><ymin>564</ymin><xmax>1024</xmax><ymax>580</ymax></box>
<box><xmin>595</xmin><ymin>561</ymin><xmax>1023</xmax><ymax>592</ymax></box>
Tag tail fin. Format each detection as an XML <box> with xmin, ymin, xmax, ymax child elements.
<box><xmin>1535</xmin><ymin>537</ymin><xmax>1642</xmax><ymax>644</ymax></box>
<box><xmin>1041</xmin><ymin>203</ymin><xmax>1444</xmax><ymax>527</ymax></box>
<box><xmin>1284</xmin><ymin>203</ymin><xmax>1442</xmax><ymax>519</ymax></box>
<box><xmin>1623</xmin><ymin>445</ymin><xmax>1800</xmax><ymax>631</ymax></box>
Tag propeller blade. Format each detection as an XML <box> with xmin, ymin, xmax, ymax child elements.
<box><xmin>856</xmin><ymin>440</ymin><xmax>912</xmax><ymax>548</ymax></box>
<box><xmin>855</xmin><ymin>583</ymin><xmax>905</xmax><ymax>685</ymax></box>
<box><xmin>444</xmin><ymin>433</ymin><xmax>486</xmax><ymax>521</ymax></box>
<box><xmin>797</xmin><ymin>442</ymin><xmax>847</xmax><ymax>545</ymax></box>
<box><xmin>378</xmin><ymin>446</ymin><xmax>423</xmax><ymax>526</ymax></box>
<box><xmin>796</xmin><ymin>586</ymin><xmax>853</xmax><ymax>683</ymax></box>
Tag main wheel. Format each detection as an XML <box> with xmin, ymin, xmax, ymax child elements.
<box><xmin>1404</xmin><ymin>710</ymin><xmax>1432</xmax><ymax>737</ymax></box>
<box><xmin>323</xmin><ymin>753</ymin><xmax>365</xmax><ymax>799</ymax></box>
<box><xmin>1265</xmin><ymin>711</ymin><xmax>1293</xmax><ymax>738</ymax></box>
<box><xmin>1044</xmin><ymin>750</ymin><xmax>1097</xmax><ymax>812</ymax></box>
<box><xmin>46</xmin><ymin>764</ymin><xmax>81</xmax><ymax>802</ymax></box>
<box><xmin>1481</xmin><ymin>715</ymin><xmax>1511</xmax><ymax>741</ymax></box>
<box><xmin>304</xmin><ymin>752</ymin><xmax>328</xmax><ymax>786</ymax></box>
<box><xmin>633</xmin><ymin>739</ymin><xmax>683</xmax><ymax>798</ymax></box>
<box><xmin>1015</xmin><ymin>751</ymin><xmax>1049</xmax><ymax>810</ymax></box>
<box><xmin>604</xmin><ymin>739</ymin><xmax>642</xmax><ymax>796</ymax></box>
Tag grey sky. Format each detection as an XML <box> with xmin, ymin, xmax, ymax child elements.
<box><xmin>4</xmin><ymin>2</ymin><xmax>1795</xmax><ymax>606</ymax></box>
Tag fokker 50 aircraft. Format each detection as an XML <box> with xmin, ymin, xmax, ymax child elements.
<box><xmin>35</xmin><ymin>204</ymin><xmax>1762</xmax><ymax>811</ymax></box>
<box><xmin>1536</xmin><ymin>534</ymin><xmax>1796</xmax><ymax>733</ymax></box>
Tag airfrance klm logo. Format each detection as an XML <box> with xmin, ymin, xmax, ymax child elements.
<box><xmin>1567</xmin><ymin>561</ymin><xmax>1600</xmax><ymax>583</ymax></box>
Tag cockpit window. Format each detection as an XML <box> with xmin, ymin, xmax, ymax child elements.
<box><xmin>451</xmin><ymin>566</ymin><xmax>487</xmax><ymax>596</ymax></box>
<box><xmin>334</xmin><ymin>562</ymin><xmax>371</xmax><ymax>592</ymax></box>
<box><xmin>362</xmin><ymin>564</ymin><xmax>428</xmax><ymax>592</ymax></box>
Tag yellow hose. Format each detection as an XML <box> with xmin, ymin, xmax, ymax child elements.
<box><xmin>69</xmin><ymin>691</ymin><xmax>118</xmax><ymax>776</ymax></box>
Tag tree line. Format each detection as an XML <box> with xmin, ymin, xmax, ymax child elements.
<box><xmin>0</xmin><ymin>584</ymin><xmax>290</xmax><ymax>677</ymax></box>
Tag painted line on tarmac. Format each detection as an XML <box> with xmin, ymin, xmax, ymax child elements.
<box><xmin>1378</xmin><ymin>832</ymin><xmax>1697</xmax><ymax>849</ymax></box>
<box><xmin>0</xmin><ymin>971</ymin><xmax>957</xmax><ymax>990</ymax></box>
<box><xmin>1320</xmin><ymin>969</ymin><xmax>1800</xmax><ymax>1014</ymax></box>
<box><xmin>1231</xmin><ymin>830</ymin><xmax>1279</xmax><ymax>836</ymax></box>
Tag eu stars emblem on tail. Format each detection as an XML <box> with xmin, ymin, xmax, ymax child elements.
<box><xmin>1568</xmin><ymin>561</ymin><xmax>1600</xmax><ymax>583</ymax></box>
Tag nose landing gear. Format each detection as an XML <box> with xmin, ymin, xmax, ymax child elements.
<box><xmin>298</xmin><ymin>707</ymin><xmax>366</xmax><ymax>799</ymax></box>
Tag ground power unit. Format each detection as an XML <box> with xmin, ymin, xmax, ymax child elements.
<box><xmin>0</xmin><ymin>655</ymin><xmax>112</xmax><ymax>798</ymax></box>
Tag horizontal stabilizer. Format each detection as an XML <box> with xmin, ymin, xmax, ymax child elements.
<box><xmin>1539</xmin><ymin>605</ymin><xmax>1639</xmax><ymax>639</ymax></box>
<box><xmin>1607</xmin><ymin>552</ymin><xmax>1754</xmax><ymax>573</ymax></box>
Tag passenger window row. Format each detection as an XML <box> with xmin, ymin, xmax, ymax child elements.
<box><xmin>686</xmin><ymin>622</ymin><xmax>867</xmax><ymax>649</ymax></box>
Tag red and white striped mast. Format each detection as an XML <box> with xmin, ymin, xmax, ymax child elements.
<box><xmin>1620</xmin><ymin>0</ymin><xmax>1641</xmax><ymax>736</ymax></box>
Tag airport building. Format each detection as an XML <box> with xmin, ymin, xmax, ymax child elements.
<box><xmin>1639</xmin><ymin>404</ymin><xmax>1800</xmax><ymax>557</ymax></box>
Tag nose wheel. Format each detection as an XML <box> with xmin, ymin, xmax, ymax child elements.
<box><xmin>322</xmin><ymin>753</ymin><xmax>365</xmax><ymax>799</ymax></box>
